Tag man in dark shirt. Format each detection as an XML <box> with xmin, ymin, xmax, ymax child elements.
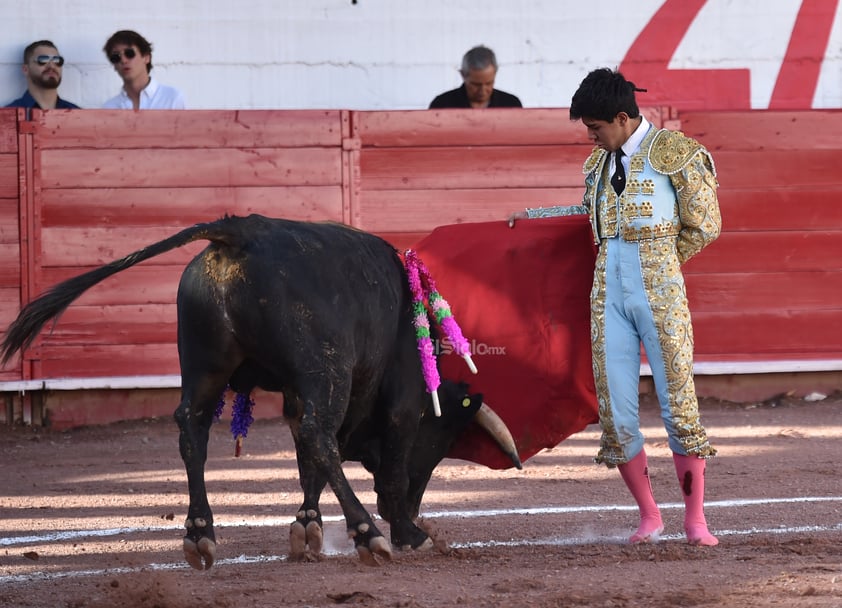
<box><xmin>6</xmin><ymin>40</ymin><xmax>80</xmax><ymax>110</ymax></box>
<box><xmin>429</xmin><ymin>45</ymin><xmax>522</xmax><ymax>109</ymax></box>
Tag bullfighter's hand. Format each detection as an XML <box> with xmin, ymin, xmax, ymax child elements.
<box><xmin>507</xmin><ymin>211</ymin><xmax>528</xmax><ymax>229</ymax></box>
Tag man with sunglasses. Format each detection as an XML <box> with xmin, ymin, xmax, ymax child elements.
<box><xmin>6</xmin><ymin>40</ymin><xmax>80</xmax><ymax>111</ymax></box>
<box><xmin>102</xmin><ymin>30</ymin><xmax>185</xmax><ymax>110</ymax></box>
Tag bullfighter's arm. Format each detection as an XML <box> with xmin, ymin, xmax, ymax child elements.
<box><xmin>650</xmin><ymin>129</ymin><xmax>722</xmax><ymax>265</ymax></box>
<box><xmin>507</xmin><ymin>203</ymin><xmax>587</xmax><ymax>227</ymax></box>
<box><xmin>525</xmin><ymin>204</ymin><xmax>588</xmax><ymax>219</ymax></box>
<box><xmin>670</xmin><ymin>150</ymin><xmax>722</xmax><ymax>265</ymax></box>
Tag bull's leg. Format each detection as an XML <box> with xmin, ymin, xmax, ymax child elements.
<box><xmin>288</xmin><ymin>454</ymin><xmax>327</xmax><ymax>561</ymax></box>
<box><xmin>173</xmin><ymin>374</ymin><xmax>230</xmax><ymax>571</ymax></box>
<box><xmin>374</xmin><ymin>424</ymin><xmax>433</xmax><ymax>551</ymax></box>
<box><xmin>289</xmin><ymin>392</ymin><xmax>391</xmax><ymax>566</ymax></box>
<box><xmin>173</xmin><ymin>264</ymin><xmax>245</xmax><ymax>571</ymax></box>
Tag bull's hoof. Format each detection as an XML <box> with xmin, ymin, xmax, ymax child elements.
<box><xmin>183</xmin><ymin>536</ymin><xmax>216</xmax><ymax>571</ymax></box>
<box><xmin>356</xmin><ymin>535</ymin><xmax>392</xmax><ymax>566</ymax></box>
<box><xmin>289</xmin><ymin>519</ymin><xmax>324</xmax><ymax>562</ymax></box>
<box><xmin>391</xmin><ymin>521</ymin><xmax>434</xmax><ymax>553</ymax></box>
<box><xmin>289</xmin><ymin>521</ymin><xmax>306</xmax><ymax>561</ymax></box>
<box><xmin>399</xmin><ymin>536</ymin><xmax>434</xmax><ymax>552</ymax></box>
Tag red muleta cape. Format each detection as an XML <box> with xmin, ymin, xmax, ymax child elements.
<box><xmin>411</xmin><ymin>215</ymin><xmax>599</xmax><ymax>469</ymax></box>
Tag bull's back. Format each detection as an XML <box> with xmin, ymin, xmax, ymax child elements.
<box><xmin>178</xmin><ymin>215</ymin><xmax>411</xmax><ymax>376</ymax></box>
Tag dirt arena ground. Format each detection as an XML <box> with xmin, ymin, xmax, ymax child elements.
<box><xmin>2</xmin><ymin>391</ymin><xmax>842</xmax><ymax>608</ymax></box>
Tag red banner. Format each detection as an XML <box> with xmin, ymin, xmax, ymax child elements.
<box><xmin>412</xmin><ymin>216</ymin><xmax>599</xmax><ymax>469</ymax></box>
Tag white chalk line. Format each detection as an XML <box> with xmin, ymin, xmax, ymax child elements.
<box><xmin>2</xmin><ymin>495</ymin><xmax>842</xmax><ymax>586</ymax></box>
<box><xmin>4</xmin><ymin>495</ymin><xmax>839</xmax><ymax>549</ymax></box>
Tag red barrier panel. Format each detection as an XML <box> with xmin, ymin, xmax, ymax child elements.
<box><xmin>0</xmin><ymin>106</ymin><xmax>839</xmax><ymax>425</ymax></box>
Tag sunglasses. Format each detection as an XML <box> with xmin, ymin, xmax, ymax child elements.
<box><xmin>34</xmin><ymin>55</ymin><xmax>65</xmax><ymax>67</ymax></box>
<box><xmin>109</xmin><ymin>48</ymin><xmax>137</xmax><ymax>64</ymax></box>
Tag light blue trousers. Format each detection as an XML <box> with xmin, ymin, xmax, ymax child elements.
<box><xmin>592</xmin><ymin>237</ymin><xmax>713</xmax><ymax>466</ymax></box>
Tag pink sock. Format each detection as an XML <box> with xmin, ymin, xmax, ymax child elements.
<box><xmin>618</xmin><ymin>450</ymin><xmax>663</xmax><ymax>543</ymax></box>
<box><xmin>673</xmin><ymin>453</ymin><xmax>718</xmax><ymax>546</ymax></box>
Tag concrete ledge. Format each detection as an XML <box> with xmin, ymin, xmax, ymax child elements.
<box><xmin>0</xmin><ymin>375</ymin><xmax>182</xmax><ymax>393</ymax></box>
<box><xmin>2</xmin><ymin>360</ymin><xmax>840</xmax><ymax>394</ymax></box>
<box><xmin>641</xmin><ymin>360</ymin><xmax>842</xmax><ymax>376</ymax></box>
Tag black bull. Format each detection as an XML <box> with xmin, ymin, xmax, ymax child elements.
<box><xmin>1</xmin><ymin>214</ymin><xmax>521</xmax><ymax>569</ymax></box>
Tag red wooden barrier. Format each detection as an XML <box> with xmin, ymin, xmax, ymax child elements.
<box><xmin>355</xmin><ymin>108</ymin><xmax>631</xmax><ymax>248</ymax></box>
<box><xmin>0</xmin><ymin>111</ymin><xmax>21</xmax><ymax>384</ymax></box>
<box><xmin>680</xmin><ymin>110</ymin><xmax>842</xmax><ymax>362</ymax></box>
<box><xmin>0</xmin><ymin>106</ymin><xmax>839</xmax><ymax>426</ymax></box>
<box><xmin>22</xmin><ymin>109</ymin><xmax>351</xmax><ymax>383</ymax></box>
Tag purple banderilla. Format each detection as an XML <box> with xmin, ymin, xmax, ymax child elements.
<box><xmin>214</xmin><ymin>387</ymin><xmax>255</xmax><ymax>456</ymax></box>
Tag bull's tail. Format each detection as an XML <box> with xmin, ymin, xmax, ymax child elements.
<box><xmin>1</xmin><ymin>217</ymin><xmax>240</xmax><ymax>366</ymax></box>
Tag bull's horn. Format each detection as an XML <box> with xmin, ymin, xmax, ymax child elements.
<box><xmin>475</xmin><ymin>403</ymin><xmax>522</xmax><ymax>469</ymax></box>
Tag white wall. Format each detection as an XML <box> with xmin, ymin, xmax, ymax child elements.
<box><xmin>1</xmin><ymin>0</ymin><xmax>839</xmax><ymax>110</ymax></box>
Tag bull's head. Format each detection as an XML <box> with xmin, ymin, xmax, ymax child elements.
<box><xmin>383</xmin><ymin>380</ymin><xmax>521</xmax><ymax>523</ymax></box>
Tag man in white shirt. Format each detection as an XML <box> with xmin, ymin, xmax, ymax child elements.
<box><xmin>102</xmin><ymin>30</ymin><xmax>185</xmax><ymax>110</ymax></box>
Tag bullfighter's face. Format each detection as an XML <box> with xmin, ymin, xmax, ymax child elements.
<box><xmin>581</xmin><ymin>112</ymin><xmax>639</xmax><ymax>153</ymax></box>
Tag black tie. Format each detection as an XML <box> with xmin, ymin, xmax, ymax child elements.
<box><xmin>611</xmin><ymin>149</ymin><xmax>625</xmax><ymax>195</ymax></box>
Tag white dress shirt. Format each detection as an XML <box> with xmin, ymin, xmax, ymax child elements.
<box><xmin>103</xmin><ymin>77</ymin><xmax>186</xmax><ymax>109</ymax></box>
<box><xmin>610</xmin><ymin>115</ymin><xmax>651</xmax><ymax>176</ymax></box>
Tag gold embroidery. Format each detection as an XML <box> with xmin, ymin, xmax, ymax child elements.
<box><xmin>671</xmin><ymin>155</ymin><xmax>722</xmax><ymax>264</ymax></box>
<box><xmin>601</xmin><ymin>209</ymin><xmax>618</xmax><ymax>237</ymax></box>
<box><xmin>622</xmin><ymin>221</ymin><xmax>681</xmax><ymax>241</ymax></box>
<box><xmin>623</xmin><ymin>180</ymin><xmax>655</xmax><ymax>197</ymax></box>
<box><xmin>648</xmin><ymin>129</ymin><xmax>716</xmax><ymax>177</ymax></box>
<box><xmin>621</xmin><ymin>201</ymin><xmax>656</xmax><ymax>221</ymax></box>
<box><xmin>590</xmin><ymin>246</ymin><xmax>621</xmax><ymax>465</ymax></box>
<box><xmin>625</xmin><ymin>180</ymin><xmax>641</xmax><ymax>195</ymax></box>
<box><xmin>637</xmin><ymin>239</ymin><xmax>716</xmax><ymax>458</ymax></box>
<box><xmin>583</xmin><ymin>147</ymin><xmax>608</xmax><ymax>175</ymax></box>
<box><xmin>596</xmin><ymin>157</ymin><xmax>619</xmax><ymax>238</ymax></box>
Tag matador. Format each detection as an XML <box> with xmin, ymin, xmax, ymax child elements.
<box><xmin>512</xmin><ymin>68</ymin><xmax>722</xmax><ymax>546</ymax></box>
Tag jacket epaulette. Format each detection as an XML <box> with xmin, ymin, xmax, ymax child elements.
<box><xmin>648</xmin><ymin>129</ymin><xmax>715</xmax><ymax>177</ymax></box>
<box><xmin>582</xmin><ymin>147</ymin><xmax>608</xmax><ymax>175</ymax></box>
<box><xmin>581</xmin><ymin>128</ymin><xmax>716</xmax><ymax>178</ymax></box>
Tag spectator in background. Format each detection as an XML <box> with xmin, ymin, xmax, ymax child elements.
<box><xmin>6</xmin><ymin>40</ymin><xmax>80</xmax><ymax>110</ymax></box>
<box><xmin>429</xmin><ymin>45</ymin><xmax>522</xmax><ymax>109</ymax></box>
<box><xmin>102</xmin><ymin>30</ymin><xmax>185</xmax><ymax>109</ymax></box>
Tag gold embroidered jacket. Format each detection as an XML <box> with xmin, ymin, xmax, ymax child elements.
<box><xmin>527</xmin><ymin>127</ymin><xmax>721</xmax><ymax>265</ymax></box>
